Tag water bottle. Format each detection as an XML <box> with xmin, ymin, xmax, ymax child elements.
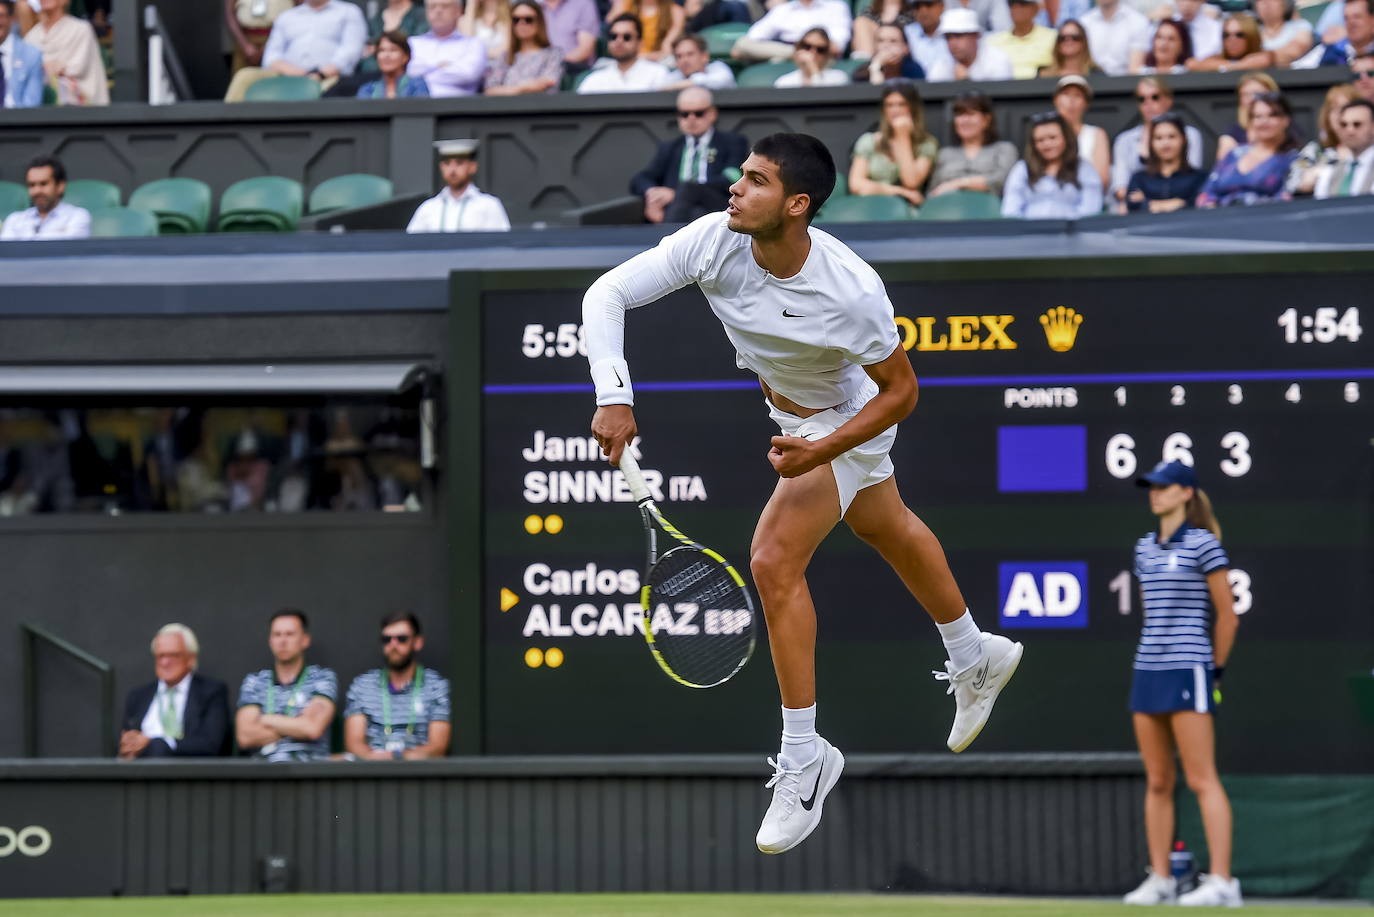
<box><xmin>1170</xmin><ymin>839</ymin><xmax>1195</xmax><ymax>892</ymax></box>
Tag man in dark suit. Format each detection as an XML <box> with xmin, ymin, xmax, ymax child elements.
<box><xmin>629</xmin><ymin>86</ymin><xmax>749</xmax><ymax>224</ymax></box>
<box><xmin>119</xmin><ymin>624</ymin><xmax>231</xmax><ymax>758</ymax></box>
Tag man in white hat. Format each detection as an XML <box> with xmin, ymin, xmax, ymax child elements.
<box><xmin>924</xmin><ymin>7</ymin><xmax>1013</xmax><ymax>80</ymax></box>
<box><xmin>406</xmin><ymin>139</ymin><xmax>512</xmax><ymax>233</ymax></box>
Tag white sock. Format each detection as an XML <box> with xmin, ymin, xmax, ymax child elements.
<box><xmin>936</xmin><ymin>609</ymin><xmax>983</xmax><ymax>674</ymax></box>
<box><xmin>779</xmin><ymin>703</ymin><xmax>818</xmax><ymax>766</ymax></box>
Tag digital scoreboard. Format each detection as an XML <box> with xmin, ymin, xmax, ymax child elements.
<box><xmin>458</xmin><ymin>255</ymin><xmax>1374</xmax><ymax>773</ymax></box>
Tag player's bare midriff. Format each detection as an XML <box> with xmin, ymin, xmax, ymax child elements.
<box><xmin>758</xmin><ymin>379</ymin><xmax>840</xmax><ymax>419</ymax></box>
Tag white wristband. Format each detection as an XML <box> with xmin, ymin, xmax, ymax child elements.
<box><xmin>590</xmin><ymin>358</ymin><xmax>634</xmax><ymax>407</ymax></box>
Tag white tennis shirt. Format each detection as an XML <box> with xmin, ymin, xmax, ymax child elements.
<box><xmin>583</xmin><ymin>212</ymin><xmax>900</xmax><ymax>410</ymax></box>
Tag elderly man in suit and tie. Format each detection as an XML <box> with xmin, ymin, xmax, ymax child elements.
<box><xmin>629</xmin><ymin>87</ymin><xmax>749</xmax><ymax>223</ymax></box>
<box><xmin>119</xmin><ymin>624</ymin><xmax>231</xmax><ymax>759</ymax></box>
<box><xmin>0</xmin><ymin>1</ymin><xmax>44</xmax><ymax>109</ymax></box>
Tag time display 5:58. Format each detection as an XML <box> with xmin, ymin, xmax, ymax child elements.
<box><xmin>522</xmin><ymin>323</ymin><xmax>588</xmax><ymax>358</ymax></box>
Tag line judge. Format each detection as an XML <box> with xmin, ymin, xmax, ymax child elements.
<box><xmin>406</xmin><ymin>138</ymin><xmax>512</xmax><ymax>233</ymax></box>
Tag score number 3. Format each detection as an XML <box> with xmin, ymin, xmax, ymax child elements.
<box><xmin>1109</xmin><ymin>569</ymin><xmax>1253</xmax><ymax>615</ymax></box>
<box><xmin>1106</xmin><ymin>432</ymin><xmax>1251</xmax><ymax>479</ymax></box>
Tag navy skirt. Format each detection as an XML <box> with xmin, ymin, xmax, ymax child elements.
<box><xmin>1130</xmin><ymin>665</ymin><xmax>1215</xmax><ymax>715</ymax></box>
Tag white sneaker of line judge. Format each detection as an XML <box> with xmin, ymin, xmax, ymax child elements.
<box><xmin>1123</xmin><ymin>870</ymin><xmax>1178</xmax><ymax>905</ymax></box>
<box><xmin>934</xmin><ymin>632</ymin><xmax>1025</xmax><ymax>753</ymax></box>
<box><xmin>1179</xmin><ymin>873</ymin><xmax>1244</xmax><ymax>907</ymax></box>
<box><xmin>755</xmin><ymin>736</ymin><xmax>845</xmax><ymax>854</ymax></box>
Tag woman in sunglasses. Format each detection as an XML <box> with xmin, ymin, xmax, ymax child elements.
<box><xmin>1138</xmin><ymin>18</ymin><xmax>1192</xmax><ymax>74</ymax></box>
<box><xmin>485</xmin><ymin>0</ymin><xmax>564</xmax><ymax>94</ymax></box>
<box><xmin>1037</xmin><ymin>19</ymin><xmax>1099</xmax><ymax>77</ymax></box>
<box><xmin>1188</xmin><ymin>12</ymin><xmax>1266</xmax><ymax>72</ymax></box>
<box><xmin>1001</xmin><ymin>111</ymin><xmax>1104</xmax><ymax>218</ymax></box>
<box><xmin>1125</xmin><ymin>112</ymin><xmax>1206</xmax><ymax>213</ymax></box>
<box><xmin>775</xmin><ymin>28</ymin><xmax>849</xmax><ymax>87</ymax></box>
<box><xmin>1197</xmin><ymin>91</ymin><xmax>1300</xmax><ymax>207</ymax></box>
<box><xmin>849</xmin><ymin>79</ymin><xmax>937</xmax><ymax>207</ymax></box>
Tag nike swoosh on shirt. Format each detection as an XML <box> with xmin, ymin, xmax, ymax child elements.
<box><xmin>799</xmin><ymin>756</ymin><xmax>825</xmax><ymax>811</ymax></box>
<box><xmin>782</xmin><ymin>309</ymin><xmax>806</xmax><ymax>318</ymax></box>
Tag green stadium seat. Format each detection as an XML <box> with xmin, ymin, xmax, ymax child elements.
<box><xmin>816</xmin><ymin>194</ymin><xmax>916</xmax><ymax>222</ymax></box>
<box><xmin>916</xmin><ymin>190</ymin><xmax>1003</xmax><ymax>221</ymax></box>
<box><xmin>88</xmin><ymin>207</ymin><xmax>160</xmax><ymax>238</ymax></box>
<box><xmin>63</xmin><ymin>179</ymin><xmax>122</xmax><ymax>212</ymax></box>
<box><xmin>698</xmin><ymin>22</ymin><xmax>749</xmax><ymax>58</ymax></box>
<box><xmin>1300</xmin><ymin>0</ymin><xmax>1330</xmax><ymax>26</ymax></box>
<box><xmin>243</xmin><ymin>75</ymin><xmax>323</xmax><ymax>102</ymax></box>
<box><xmin>128</xmin><ymin>178</ymin><xmax>213</xmax><ymax>234</ymax></box>
<box><xmin>0</xmin><ymin>180</ymin><xmax>27</xmax><ymax>218</ymax></box>
<box><xmin>833</xmin><ymin>173</ymin><xmax>849</xmax><ymax>197</ymax></box>
<box><xmin>736</xmin><ymin>61</ymin><xmax>795</xmax><ymax>87</ymax></box>
<box><xmin>308</xmin><ymin>174</ymin><xmax>395</xmax><ymax>215</ymax></box>
<box><xmin>215</xmin><ymin>176</ymin><xmax>304</xmax><ymax>233</ymax></box>
<box><xmin>571</xmin><ymin>67</ymin><xmax>596</xmax><ymax>91</ymax></box>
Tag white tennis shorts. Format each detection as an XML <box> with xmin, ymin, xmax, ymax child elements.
<box><xmin>766</xmin><ymin>381</ymin><xmax>896</xmax><ymax>517</ymax></box>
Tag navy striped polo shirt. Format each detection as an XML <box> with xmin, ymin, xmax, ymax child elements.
<box><xmin>1133</xmin><ymin>524</ymin><xmax>1229</xmax><ymax>671</ymax></box>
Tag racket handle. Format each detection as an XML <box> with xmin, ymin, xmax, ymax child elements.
<box><xmin>618</xmin><ymin>450</ymin><xmax>652</xmax><ymax>504</ymax></box>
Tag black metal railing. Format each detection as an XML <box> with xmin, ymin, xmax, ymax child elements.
<box><xmin>21</xmin><ymin>623</ymin><xmax>114</xmax><ymax>757</ymax></box>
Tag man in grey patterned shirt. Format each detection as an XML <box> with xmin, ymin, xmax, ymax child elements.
<box><xmin>235</xmin><ymin>610</ymin><xmax>338</xmax><ymax>761</ymax></box>
<box><xmin>344</xmin><ymin>612</ymin><xmax>451</xmax><ymax>760</ymax></box>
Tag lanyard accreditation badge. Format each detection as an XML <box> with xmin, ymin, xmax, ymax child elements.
<box><xmin>380</xmin><ymin>667</ymin><xmax>424</xmax><ymax>753</ymax></box>
<box><xmin>266</xmin><ymin>666</ymin><xmax>308</xmax><ymax>715</ymax></box>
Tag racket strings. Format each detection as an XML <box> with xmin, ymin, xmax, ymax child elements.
<box><xmin>647</xmin><ymin>547</ymin><xmax>755</xmax><ymax>687</ymax></box>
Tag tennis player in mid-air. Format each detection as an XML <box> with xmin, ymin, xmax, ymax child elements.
<box><xmin>583</xmin><ymin>133</ymin><xmax>1024</xmax><ymax>854</ymax></box>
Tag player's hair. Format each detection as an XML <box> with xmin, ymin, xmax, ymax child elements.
<box><xmin>380</xmin><ymin>610</ymin><xmax>423</xmax><ymax>636</ymax></box>
<box><xmin>151</xmin><ymin>623</ymin><xmax>200</xmax><ymax>666</ymax></box>
<box><xmin>1186</xmin><ymin>488</ymin><xmax>1222</xmax><ymax>542</ymax></box>
<box><xmin>750</xmin><ymin>132</ymin><xmax>836</xmax><ymax>222</ymax></box>
<box><xmin>270</xmin><ymin>608</ymin><xmax>310</xmax><ymax>632</ymax></box>
<box><xmin>26</xmin><ymin>155</ymin><xmax>66</xmax><ymax>185</ymax></box>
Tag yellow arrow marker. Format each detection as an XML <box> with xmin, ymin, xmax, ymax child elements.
<box><xmin>500</xmin><ymin>588</ymin><xmax>520</xmax><ymax>612</ymax></box>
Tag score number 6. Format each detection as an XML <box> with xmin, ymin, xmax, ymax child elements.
<box><xmin>1106</xmin><ymin>432</ymin><xmax>1251</xmax><ymax>479</ymax></box>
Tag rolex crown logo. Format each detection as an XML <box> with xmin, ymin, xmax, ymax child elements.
<box><xmin>1040</xmin><ymin>306</ymin><xmax>1083</xmax><ymax>352</ymax></box>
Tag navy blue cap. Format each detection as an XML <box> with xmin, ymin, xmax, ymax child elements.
<box><xmin>1136</xmin><ymin>460</ymin><xmax>1197</xmax><ymax>488</ymax></box>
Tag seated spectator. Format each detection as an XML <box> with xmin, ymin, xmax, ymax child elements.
<box><xmin>1136</xmin><ymin>17</ymin><xmax>1191</xmax><ymax>73</ymax></box>
<box><xmin>630</xmin><ymin>87</ymin><xmax>749</xmax><ymax>222</ymax></box>
<box><xmin>1053</xmin><ymin>75</ymin><xmax>1110</xmax><ymax>187</ymax></box>
<box><xmin>925</xmin><ymin>7</ymin><xmax>1013</xmax><ymax>79</ymax></box>
<box><xmin>1080</xmin><ymin>0</ymin><xmax>1150</xmax><ymax>75</ymax></box>
<box><xmin>460</xmin><ymin>0</ymin><xmax>510</xmax><ymax>60</ymax></box>
<box><xmin>119</xmin><ymin>624</ymin><xmax>230</xmax><ymax>759</ymax></box>
<box><xmin>409</xmin><ymin>0</ymin><xmax>487</xmax><ymax>96</ymax></box>
<box><xmin>225</xmin><ymin>0</ymin><xmax>367</xmax><ymax>101</ymax></box>
<box><xmin>1253</xmin><ymin>0</ymin><xmax>1312</xmax><ymax>66</ymax></box>
<box><xmin>987</xmin><ymin>0</ymin><xmax>1055</xmax><ymax>78</ymax></box>
<box><xmin>1299</xmin><ymin>0</ymin><xmax>1374</xmax><ymax>69</ymax></box>
<box><xmin>1038</xmin><ymin>17</ymin><xmax>1099</xmax><ymax>76</ymax></box>
<box><xmin>905</xmin><ymin>0</ymin><xmax>953</xmax><ymax>75</ymax></box>
<box><xmin>24</xmin><ymin>0</ymin><xmax>107</xmax><ymax>105</ymax></box>
<box><xmin>775</xmin><ymin>27</ymin><xmax>849</xmax><ymax>85</ymax></box>
<box><xmin>226</xmin><ymin>0</ymin><xmax>297</xmax><ymax>76</ymax></box>
<box><xmin>1035</xmin><ymin>0</ymin><xmax>1090</xmax><ymax>29</ymax></box>
<box><xmin>344</xmin><ymin>612</ymin><xmax>451</xmax><ymax>760</ymax></box>
<box><xmin>849</xmin><ymin>80</ymin><xmax>936</xmax><ymax>207</ymax></box>
<box><xmin>1</xmin><ymin>155</ymin><xmax>89</xmax><ymax>241</ymax></box>
<box><xmin>1214</xmin><ymin>70</ymin><xmax>1278</xmax><ymax>163</ymax></box>
<box><xmin>1289</xmin><ymin>83</ymin><xmax>1361</xmax><ymax>194</ymax></box>
<box><xmin>1001</xmin><ymin>111</ymin><xmax>1104</xmax><ymax>218</ymax></box>
<box><xmin>1198</xmin><ymin>91</ymin><xmax>1300</xmax><ymax>207</ymax></box>
<box><xmin>606</xmin><ymin>0</ymin><xmax>685</xmax><ymax>62</ymax></box>
<box><xmin>958</xmin><ymin>0</ymin><xmax>1012</xmax><ymax>33</ymax></box>
<box><xmin>928</xmin><ymin>89</ymin><xmax>1018</xmax><ymax>197</ymax></box>
<box><xmin>732</xmin><ymin>0</ymin><xmax>853</xmax><ymax>64</ymax></box>
<box><xmin>577</xmin><ymin>14</ymin><xmax>671</xmax><ymax>92</ymax></box>
<box><xmin>852</xmin><ymin>0</ymin><xmax>916</xmax><ymax>59</ymax></box>
<box><xmin>665</xmin><ymin>33</ymin><xmax>736</xmax><ymax>89</ymax></box>
<box><xmin>1110</xmin><ymin>76</ymin><xmax>1203</xmax><ymax>204</ymax></box>
<box><xmin>407</xmin><ymin>139</ymin><xmax>511</xmax><ymax>231</ymax></box>
<box><xmin>1173</xmin><ymin>0</ymin><xmax>1221</xmax><ymax>60</ymax></box>
<box><xmin>484</xmin><ymin>0</ymin><xmax>563</xmax><ymax>95</ymax></box>
<box><xmin>1315</xmin><ymin>99</ymin><xmax>1374</xmax><ymax>198</ymax></box>
<box><xmin>0</xmin><ymin>1</ymin><xmax>43</xmax><ymax>108</ymax></box>
<box><xmin>858</xmin><ymin>23</ymin><xmax>926</xmax><ymax>82</ymax></box>
<box><xmin>1125</xmin><ymin>112</ymin><xmax>1206</xmax><ymax>213</ymax></box>
<box><xmin>357</xmin><ymin>31</ymin><xmax>431</xmax><ymax>96</ymax></box>
<box><xmin>235</xmin><ymin>610</ymin><xmax>337</xmax><ymax>762</ymax></box>
<box><xmin>1187</xmin><ymin>12</ymin><xmax>1262</xmax><ymax>72</ymax></box>
<box><xmin>543</xmin><ymin>0</ymin><xmax>600</xmax><ymax>69</ymax></box>
<box><xmin>1355</xmin><ymin>51</ymin><xmax>1374</xmax><ymax>102</ymax></box>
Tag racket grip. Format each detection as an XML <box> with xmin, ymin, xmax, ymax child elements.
<box><xmin>618</xmin><ymin>451</ymin><xmax>653</xmax><ymax>504</ymax></box>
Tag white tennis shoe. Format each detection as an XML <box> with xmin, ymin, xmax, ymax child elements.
<box><xmin>755</xmin><ymin>736</ymin><xmax>844</xmax><ymax>854</ymax></box>
<box><xmin>1123</xmin><ymin>870</ymin><xmax>1178</xmax><ymax>905</ymax></box>
<box><xmin>935</xmin><ymin>632</ymin><xmax>1024</xmax><ymax>753</ymax></box>
<box><xmin>1179</xmin><ymin>873</ymin><xmax>1243</xmax><ymax>907</ymax></box>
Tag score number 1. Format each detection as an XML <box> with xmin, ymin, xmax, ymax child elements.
<box><xmin>1108</xmin><ymin>569</ymin><xmax>1253</xmax><ymax>615</ymax></box>
<box><xmin>1106</xmin><ymin>432</ymin><xmax>1251</xmax><ymax>479</ymax></box>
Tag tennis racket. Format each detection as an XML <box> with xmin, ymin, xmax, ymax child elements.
<box><xmin>618</xmin><ymin>451</ymin><xmax>756</xmax><ymax>688</ymax></box>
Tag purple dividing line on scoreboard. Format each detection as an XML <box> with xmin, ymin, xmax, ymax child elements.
<box><xmin>485</xmin><ymin>367</ymin><xmax>1374</xmax><ymax>395</ymax></box>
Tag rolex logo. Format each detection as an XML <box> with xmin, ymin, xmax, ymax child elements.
<box><xmin>1039</xmin><ymin>307</ymin><xmax>1083</xmax><ymax>352</ymax></box>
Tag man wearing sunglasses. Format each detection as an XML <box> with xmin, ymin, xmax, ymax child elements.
<box><xmin>1315</xmin><ymin>99</ymin><xmax>1374</xmax><ymax>198</ymax></box>
<box><xmin>343</xmin><ymin>612</ymin><xmax>451</xmax><ymax>760</ymax></box>
<box><xmin>631</xmin><ymin>86</ymin><xmax>749</xmax><ymax>223</ymax></box>
<box><xmin>577</xmin><ymin>13</ymin><xmax>671</xmax><ymax>93</ymax></box>
<box><xmin>1355</xmin><ymin>52</ymin><xmax>1374</xmax><ymax>102</ymax></box>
